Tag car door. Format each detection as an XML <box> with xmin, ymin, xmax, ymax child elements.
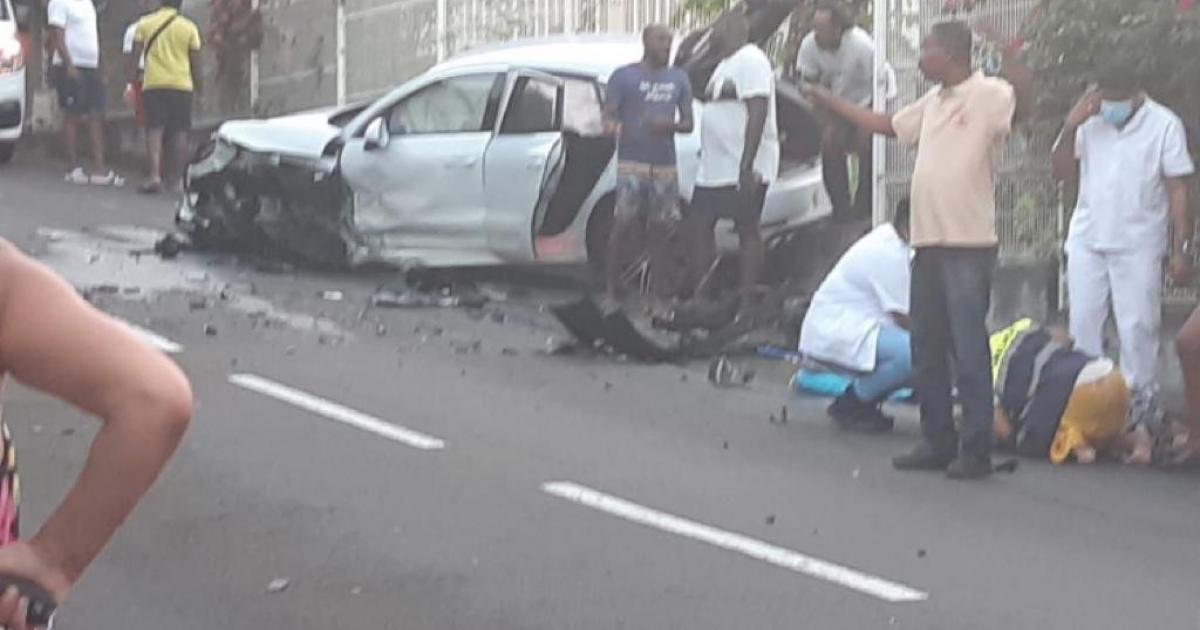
<box><xmin>481</xmin><ymin>70</ymin><xmax>566</xmax><ymax>261</ymax></box>
<box><xmin>340</xmin><ymin>72</ymin><xmax>505</xmax><ymax>263</ymax></box>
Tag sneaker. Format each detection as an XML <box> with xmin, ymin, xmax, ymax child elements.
<box><xmin>828</xmin><ymin>389</ymin><xmax>894</xmax><ymax>434</ymax></box>
<box><xmin>65</xmin><ymin>167</ymin><xmax>90</xmax><ymax>185</ymax></box>
<box><xmin>946</xmin><ymin>454</ymin><xmax>993</xmax><ymax>480</ymax></box>
<box><xmin>90</xmin><ymin>171</ymin><xmax>126</xmax><ymax>187</ymax></box>
<box><xmin>893</xmin><ymin>442</ymin><xmax>954</xmax><ymax>471</ymax></box>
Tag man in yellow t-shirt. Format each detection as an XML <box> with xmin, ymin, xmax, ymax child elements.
<box><xmin>129</xmin><ymin>0</ymin><xmax>203</xmax><ymax>194</ymax></box>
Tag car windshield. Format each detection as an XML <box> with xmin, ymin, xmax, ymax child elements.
<box><xmin>0</xmin><ymin>1</ymin><xmax>9</xmax><ymax>21</ymax></box>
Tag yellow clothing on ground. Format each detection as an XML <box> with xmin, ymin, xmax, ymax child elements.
<box><xmin>135</xmin><ymin>8</ymin><xmax>201</xmax><ymax>92</ymax></box>
<box><xmin>1049</xmin><ymin>360</ymin><xmax>1129</xmax><ymax>464</ymax></box>
<box><xmin>989</xmin><ymin>318</ymin><xmax>1033</xmax><ymax>383</ymax></box>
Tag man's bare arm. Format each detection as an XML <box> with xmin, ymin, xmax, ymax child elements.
<box><xmin>128</xmin><ymin>42</ymin><xmax>145</xmax><ymax>83</ymax></box>
<box><xmin>189</xmin><ymin>49</ymin><xmax>204</xmax><ymax>95</ymax></box>
<box><xmin>0</xmin><ymin>242</ymin><xmax>192</xmax><ymax>599</ymax></box>
<box><xmin>805</xmin><ymin>85</ymin><xmax>896</xmax><ymax>137</ymax></box>
<box><xmin>48</xmin><ymin>26</ymin><xmax>75</xmax><ymax>77</ymax></box>
<box><xmin>740</xmin><ymin>96</ymin><xmax>769</xmax><ymax>176</ymax></box>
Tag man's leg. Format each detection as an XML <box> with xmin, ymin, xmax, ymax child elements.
<box><xmin>851</xmin><ymin>128</ymin><xmax>873</xmax><ymax>222</ymax></box>
<box><xmin>942</xmin><ymin>247</ymin><xmax>998</xmax><ymax>465</ymax></box>
<box><xmin>605</xmin><ymin>174</ymin><xmax>645</xmax><ymax>309</ymax></box>
<box><xmin>821</xmin><ymin>123</ymin><xmax>852</xmax><ymax>222</ymax></box>
<box><xmin>907</xmin><ymin>249</ymin><xmax>957</xmax><ymax>458</ymax></box>
<box><xmin>87</xmin><ymin>114</ymin><xmax>108</xmax><ymax>176</ymax></box>
<box><xmin>1173</xmin><ymin>305</ymin><xmax>1200</xmax><ymax>460</ymax></box>
<box><xmin>1066</xmin><ymin>246</ymin><xmax>1111</xmax><ymax>358</ymax></box>
<box><xmin>645</xmin><ymin>173</ymin><xmax>680</xmax><ymax>311</ymax></box>
<box><xmin>63</xmin><ymin>114</ymin><xmax>80</xmax><ymax>171</ymax></box>
<box><xmin>734</xmin><ymin>184</ymin><xmax>768</xmax><ymax>301</ymax></box>
<box><xmin>167</xmin><ymin>131</ymin><xmax>192</xmax><ymax>192</ymax></box>
<box><xmin>853</xmin><ymin>324</ymin><xmax>913</xmax><ymax>402</ymax></box>
<box><xmin>1109</xmin><ymin>250</ymin><xmax>1164</xmax><ymax>427</ymax></box>
<box><xmin>684</xmin><ymin>188</ymin><xmax>721</xmax><ymax>300</ymax></box>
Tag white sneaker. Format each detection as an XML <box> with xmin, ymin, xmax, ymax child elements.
<box><xmin>89</xmin><ymin>171</ymin><xmax>126</xmax><ymax>187</ymax></box>
<box><xmin>65</xmin><ymin>167</ymin><xmax>90</xmax><ymax>185</ymax></box>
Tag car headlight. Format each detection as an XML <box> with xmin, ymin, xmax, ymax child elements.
<box><xmin>0</xmin><ymin>36</ymin><xmax>23</xmax><ymax>75</ymax></box>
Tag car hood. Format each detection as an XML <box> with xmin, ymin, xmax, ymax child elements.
<box><xmin>216</xmin><ymin>109</ymin><xmax>343</xmax><ymax>159</ymax></box>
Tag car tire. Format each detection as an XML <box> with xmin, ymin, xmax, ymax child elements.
<box><xmin>0</xmin><ymin>142</ymin><xmax>14</xmax><ymax>165</ymax></box>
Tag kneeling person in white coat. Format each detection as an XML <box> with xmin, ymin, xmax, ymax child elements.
<box><xmin>800</xmin><ymin>200</ymin><xmax>913</xmax><ymax>433</ymax></box>
<box><xmin>1052</xmin><ymin>63</ymin><xmax>1195</xmax><ymax>442</ymax></box>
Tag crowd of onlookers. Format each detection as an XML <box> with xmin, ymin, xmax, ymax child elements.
<box><xmin>43</xmin><ymin>0</ymin><xmax>201</xmax><ymax>192</ymax></box>
<box><xmin>606</xmin><ymin>1</ymin><xmax>1197</xmax><ymax>477</ymax></box>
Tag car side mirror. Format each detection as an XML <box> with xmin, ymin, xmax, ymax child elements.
<box><xmin>364</xmin><ymin>118</ymin><xmax>390</xmax><ymax>151</ymax></box>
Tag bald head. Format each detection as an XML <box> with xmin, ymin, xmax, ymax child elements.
<box><xmin>642</xmin><ymin>23</ymin><xmax>674</xmax><ymax>67</ymax></box>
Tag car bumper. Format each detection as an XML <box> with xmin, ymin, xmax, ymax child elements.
<box><xmin>0</xmin><ymin>69</ymin><xmax>25</xmax><ymax>141</ymax></box>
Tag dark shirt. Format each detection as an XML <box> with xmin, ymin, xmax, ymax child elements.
<box><xmin>606</xmin><ymin>62</ymin><xmax>693</xmax><ymax>166</ymax></box>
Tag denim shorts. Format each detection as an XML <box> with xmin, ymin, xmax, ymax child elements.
<box><xmin>51</xmin><ymin>66</ymin><xmax>106</xmax><ymax>116</ymax></box>
<box><xmin>615</xmin><ymin>162</ymin><xmax>680</xmax><ymax>223</ymax></box>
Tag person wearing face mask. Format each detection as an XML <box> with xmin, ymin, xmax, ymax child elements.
<box><xmin>1051</xmin><ymin>64</ymin><xmax>1195</xmax><ymax>462</ymax></box>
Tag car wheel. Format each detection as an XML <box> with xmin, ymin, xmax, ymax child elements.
<box><xmin>0</xmin><ymin>142</ymin><xmax>14</xmax><ymax>165</ymax></box>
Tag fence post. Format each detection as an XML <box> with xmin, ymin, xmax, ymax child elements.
<box><xmin>871</xmin><ymin>0</ymin><xmax>888</xmax><ymax>227</ymax></box>
<box><xmin>563</xmin><ymin>0</ymin><xmax>574</xmax><ymax>33</ymax></box>
<box><xmin>336</xmin><ymin>0</ymin><xmax>347</xmax><ymax>106</ymax></box>
<box><xmin>250</xmin><ymin>0</ymin><xmax>260</xmax><ymax>112</ymax></box>
<box><xmin>436</xmin><ymin>0</ymin><xmax>448</xmax><ymax>62</ymax></box>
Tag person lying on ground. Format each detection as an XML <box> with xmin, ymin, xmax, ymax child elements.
<box><xmin>989</xmin><ymin>319</ymin><xmax>1141</xmax><ymax>464</ymax></box>
<box><xmin>0</xmin><ymin>239</ymin><xmax>192</xmax><ymax>629</ymax></box>
<box><xmin>799</xmin><ymin>199</ymin><xmax>912</xmax><ymax>434</ymax></box>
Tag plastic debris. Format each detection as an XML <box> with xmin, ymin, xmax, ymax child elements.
<box><xmin>267</xmin><ymin>578</ymin><xmax>291</xmax><ymax>593</ymax></box>
<box><xmin>322</xmin><ymin>290</ymin><xmax>345</xmax><ymax>302</ymax></box>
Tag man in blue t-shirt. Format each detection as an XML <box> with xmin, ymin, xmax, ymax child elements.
<box><xmin>602</xmin><ymin>24</ymin><xmax>694</xmax><ymax>312</ymax></box>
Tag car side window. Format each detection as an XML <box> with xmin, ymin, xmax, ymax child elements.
<box><xmin>388</xmin><ymin>73</ymin><xmax>501</xmax><ymax>135</ymax></box>
<box><xmin>500</xmin><ymin>76</ymin><xmax>560</xmax><ymax>134</ymax></box>
<box><xmin>562</xmin><ymin>78</ymin><xmax>604</xmax><ymax>136</ymax></box>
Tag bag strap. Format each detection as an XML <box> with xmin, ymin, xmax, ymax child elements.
<box><xmin>144</xmin><ymin>13</ymin><xmax>181</xmax><ymax>62</ymax></box>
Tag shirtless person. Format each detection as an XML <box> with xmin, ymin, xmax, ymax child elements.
<box><xmin>0</xmin><ymin>240</ymin><xmax>192</xmax><ymax>628</ymax></box>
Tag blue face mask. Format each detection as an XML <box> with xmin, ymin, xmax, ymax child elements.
<box><xmin>1100</xmin><ymin>99</ymin><xmax>1135</xmax><ymax>128</ymax></box>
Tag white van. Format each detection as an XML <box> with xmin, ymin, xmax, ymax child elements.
<box><xmin>0</xmin><ymin>0</ymin><xmax>25</xmax><ymax>164</ymax></box>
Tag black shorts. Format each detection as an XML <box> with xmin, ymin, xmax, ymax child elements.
<box><xmin>143</xmin><ymin>89</ymin><xmax>194</xmax><ymax>133</ymax></box>
<box><xmin>51</xmin><ymin>66</ymin><xmax>106</xmax><ymax>115</ymax></box>
<box><xmin>688</xmin><ymin>183</ymin><xmax>769</xmax><ymax>227</ymax></box>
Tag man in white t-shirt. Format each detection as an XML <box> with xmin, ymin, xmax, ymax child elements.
<box><xmin>685</xmin><ymin>13</ymin><xmax>779</xmax><ymax>306</ymax></box>
<box><xmin>796</xmin><ymin>2</ymin><xmax>890</xmax><ymax>222</ymax></box>
<box><xmin>1052</xmin><ymin>64</ymin><xmax>1195</xmax><ymax>448</ymax></box>
<box><xmin>47</xmin><ymin>0</ymin><xmax>122</xmax><ymax>186</ymax></box>
<box><xmin>800</xmin><ymin>199</ymin><xmax>912</xmax><ymax>433</ymax></box>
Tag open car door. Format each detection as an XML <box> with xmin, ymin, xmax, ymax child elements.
<box><xmin>481</xmin><ymin>70</ymin><xmax>566</xmax><ymax>262</ymax></box>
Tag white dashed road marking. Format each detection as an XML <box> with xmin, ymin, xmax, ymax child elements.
<box><xmin>542</xmin><ymin>481</ymin><xmax>929</xmax><ymax>603</ymax></box>
<box><xmin>228</xmin><ymin>373</ymin><xmax>446</xmax><ymax>450</ymax></box>
<box><xmin>122</xmin><ymin>322</ymin><xmax>184</xmax><ymax>354</ymax></box>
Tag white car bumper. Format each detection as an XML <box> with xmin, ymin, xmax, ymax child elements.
<box><xmin>0</xmin><ymin>68</ymin><xmax>24</xmax><ymax>142</ymax></box>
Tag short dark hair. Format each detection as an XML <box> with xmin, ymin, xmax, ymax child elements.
<box><xmin>1096</xmin><ymin>62</ymin><xmax>1141</xmax><ymax>93</ymax></box>
<box><xmin>162</xmin><ymin>0</ymin><xmax>183</xmax><ymax>9</ymax></box>
<box><xmin>814</xmin><ymin>2</ymin><xmax>854</xmax><ymax>31</ymax></box>
<box><xmin>892</xmin><ymin>197</ymin><xmax>911</xmax><ymax>232</ymax></box>
<box><xmin>930</xmin><ymin>21</ymin><xmax>973</xmax><ymax>62</ymax></box>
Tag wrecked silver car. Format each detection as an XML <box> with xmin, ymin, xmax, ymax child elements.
<box><xmin>181</xmin><ymin>33</ymin><xmax>829</xmax><ymax>268</ymax></box>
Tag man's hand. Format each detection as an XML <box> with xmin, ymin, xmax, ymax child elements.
<box><xmin>799</xmin><ymin>81</ymin><xmax>831</xmax><ymax>106</ymax></box>
<box><xmin>1170</xmin><ymin>252</ymin><xmax>1194</xmax><ymax>286</ymax></box>
<box><xmin>738</xmin><ymin>167</ymin><xmax>760</xmax><ymax>195</ymax></box>
<box><xmin>602</xmin><ymin>119</ymin><xmax>621</xmax><ymax>137</ymax></box>
<box><xmin>645</xmin><ymin>116</ymin><xmax>676</xmax><ymax>136</ymax></box>
<box><xmin>1065</xmin><ymin>90</ymin><xmax>1100</xmax><ymax>127</ymax></box>
<box><xmin>65</xmin><ymin>64</ymin><xmax>81</xmax><ymax>81</ymax></box>
<box><xmin>0</xmin><ymin>541</ymin><xmax>72</xmax><ymax>630</ymax></box>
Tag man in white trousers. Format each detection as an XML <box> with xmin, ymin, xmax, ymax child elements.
<box><xmin>1052</xmin><ymin>64</ymin><xmax>1195</xmax><ymax>461</ymax></box>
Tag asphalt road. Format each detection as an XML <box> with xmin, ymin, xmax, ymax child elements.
<box><xmin>2</xmin><ymin>158</ymin><xmax>1200</xmax><ymax>630</ymax></box>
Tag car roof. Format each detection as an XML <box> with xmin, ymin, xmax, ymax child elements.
<box><xmin>433</xmin><ymin>34</ymin><xmax>651</xmax><ymax>79</ymax></box>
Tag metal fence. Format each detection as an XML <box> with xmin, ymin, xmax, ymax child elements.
<box><xmin>871</xmin><ymin>0</ymin><xmax>1059</xmax><ymax>264</ymax></box>
<box><xmin>254</xmin><ymin>0</ymin><xmax>719</xmax><ymax>115</ymax></box>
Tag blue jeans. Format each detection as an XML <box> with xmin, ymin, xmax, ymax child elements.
<box><xmin>911</xmin><ymin>247</ymin><xmax>997</xmax><ymax>459</ymax></box>
<box><xmin>852</xmin><ymin>324</ymin><xmax>913</xmax><ymax>402</ymax></box>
